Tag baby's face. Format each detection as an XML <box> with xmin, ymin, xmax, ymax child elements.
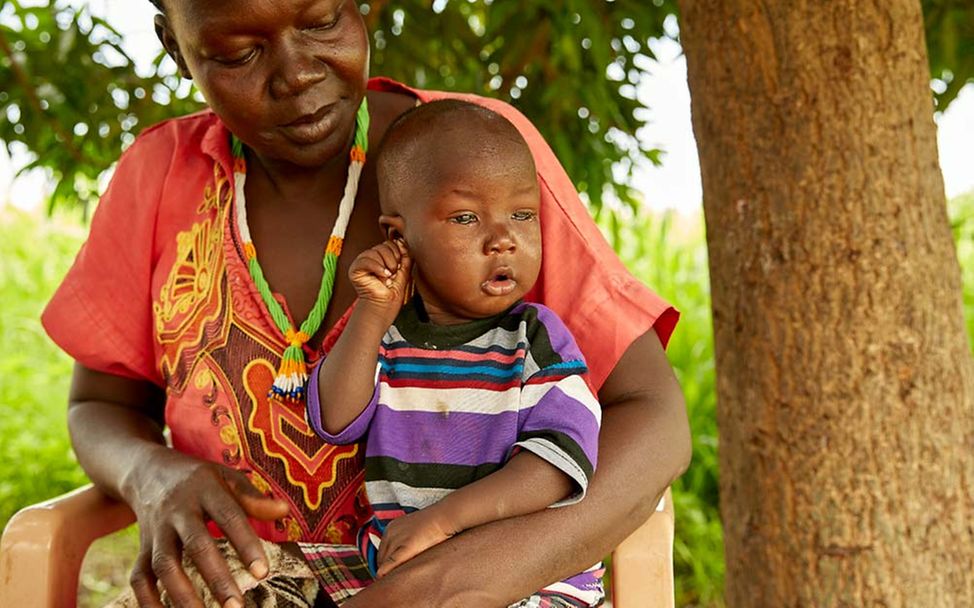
<box><xmin>399</xmin><ymin>160</ymin><xmax>541</xmax><ymax>324</ymax></box>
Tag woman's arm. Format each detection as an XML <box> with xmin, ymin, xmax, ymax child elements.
<box><xmin>68</xmin><ymin>364</ymin><xmax>290</xmax><ymax>608</ymax></box>
<box><xmin>342</xmin><ymin>327</ymin><xmax>691</xmax><ymax>607</ymax></box>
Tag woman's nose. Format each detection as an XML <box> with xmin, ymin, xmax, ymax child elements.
<box><xmin>269</xmin><ymin>36</ymin><xmax>327</xmax><ymax>99</ymax></box>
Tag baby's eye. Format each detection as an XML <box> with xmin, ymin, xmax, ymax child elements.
<box><xmin>512</xmin><ymin>210</ymin><xmax>537</xmax><ymax>221</ymax></box>
<box><xmin>450</xmin><ymin>213</ymin><xmax>478</xmax><ymax>225</ymax></box>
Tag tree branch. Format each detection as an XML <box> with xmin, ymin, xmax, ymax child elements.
<box><xmin>0</xmin><ymin>27</ymin><xmax>85</xmax><ymax>164</ymax></box>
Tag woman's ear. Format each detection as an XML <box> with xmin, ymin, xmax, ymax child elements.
<box><xmin>379</xmin><ymin>214</ymin><xmax>406</xmax><ymax>242</ymax></box>
<box><xmin>154</xmin><ymin>14</ymin><xmax>192</xmax><ymax>79</ymax></box>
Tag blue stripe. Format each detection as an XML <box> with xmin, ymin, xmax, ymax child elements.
<box><xmin>380</xmin><ymin>361</ymin><xmax>524</xmax><ymax>377</ymax></box>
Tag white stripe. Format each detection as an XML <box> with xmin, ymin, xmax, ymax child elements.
<box><xmin>365</xmin><ymin>480</ymin><xmax>454</xmax><ymax>509</ymax></box>
<box><xmin>377</xmin><ymin>383</ymin><xmax>522</xmax><ymax>414</ymax></box>
<box><xmin>538</xmin><ymin>580</ymin><xmax>604</xmax><ymax>604</ymax></box>
<box><xmin>520</xmin><ymin>374</ymin><xmax>601</xmax><ymax>424</ymax></box>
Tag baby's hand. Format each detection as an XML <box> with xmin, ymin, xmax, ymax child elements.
<box><xmin>349</xmin><ymin>239</ymin><xmax>412</xmax><ymax>313</ymax></box>
<box><xmin>376</xmin><ymin>507</ymin><xmax>458</xmax><ymax>578</ymax></box>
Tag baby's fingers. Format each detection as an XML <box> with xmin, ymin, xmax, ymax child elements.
<box><xmin>351</xmin><ymin>252</ymin><xmax>394</xmax><ymax>282</ymax></box>
<box><xmin>373</xmin><ymin>241</ymin><xmax>403</xmax><ymax>274</ymax></box>
<box><xmin>376</xmin><ymin>541</ymin><xmax>423</xmax><ymax>578</ymax></box>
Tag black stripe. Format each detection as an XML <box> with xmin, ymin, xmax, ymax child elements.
<box><xmin>365</xmin><ymin>456</ymin><xmax>505</xmax><ymax>489</ymax></box>
<box><xmin>514</xmin><ymin>306</ymin><xmax>564</xmax><ymax>370</ymax></box>
<box><xmin>516</xmin><ymin>429</ymin><xmax>594</xmax><ymax>480</ymax></box>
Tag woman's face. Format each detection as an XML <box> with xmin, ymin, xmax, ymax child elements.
<box><xmin>159</xmin><ymin>0</ymin><xmax>369</xmax><ymax>168</ymax></box>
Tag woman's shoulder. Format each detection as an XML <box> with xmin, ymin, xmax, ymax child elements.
<box><xmin>123</xmin><ymin>109</ymin><xmax>224</xmax><ymax>166</ymax></box>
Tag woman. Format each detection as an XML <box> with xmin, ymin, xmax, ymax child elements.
<box><xmin>43</xmin><ymin>0</ymin><xmax>690</xmax><ymax>606</ymax></box>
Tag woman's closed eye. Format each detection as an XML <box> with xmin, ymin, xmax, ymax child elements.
<box><xmin>450</xmin><ymin>213</ymin><xmax>479</xmax><ymax>225</ymax></box>
<box><xmin>305</xmin><ymin>14</ymin><xmax>341</xmax><ymax>32</ymax></box>
<box><xmin>214</xmin><ymin>47</ymin><xmax>259</xmax><ymax>66</ymax></box>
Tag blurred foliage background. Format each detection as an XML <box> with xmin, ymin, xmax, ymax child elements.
<box><xmin>2</xmin><ymin>0</ymin><xmax>973</xmax><ymax>605</ymax></box>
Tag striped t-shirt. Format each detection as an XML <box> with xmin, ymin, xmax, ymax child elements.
<box><xmin>308</xmin><ymin>299</ymin><xmax>604</xmax><ymax>606</ymax></box>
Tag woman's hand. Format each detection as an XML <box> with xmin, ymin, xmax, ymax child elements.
<box><xmin>124</xmin><ymin>447</ymin><xmax>290</xmax><ymax>608</ymax></box>
<box><xmin>349</xmin><ymin>239</ymin><xmax>412</xmax><ymax>317</ymax></box>
<box><xmin>67</xmin><ymin>364</ymin><xmax>289</xmax><ymax>608</ymax></box>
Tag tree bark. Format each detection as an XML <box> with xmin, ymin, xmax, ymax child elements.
<box><xmin>677</xmin><ymin>0</ymin><xmax>974</xmax><ymax>605</ymax></box>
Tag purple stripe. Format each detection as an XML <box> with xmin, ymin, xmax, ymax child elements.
<box><xmin>365</xmin><ymin>405</ymin><xmax>518</xmax><ymax>466</ymax></box>
<box><xmin>560</xmin><ymin>568</ymin><xmax>602</xmax><ymax>589</ymax></box>
<box><xmin>519</xmin><ymin>386</ymin><xmax>600</xmax><ymax>467</ymax></box>
<box><xmin>526</xmin><ymin>303</ymin><xmax>585</xmax><ymax>362</ymax></box>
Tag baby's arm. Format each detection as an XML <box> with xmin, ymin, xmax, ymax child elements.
<box><xmin>311</xmin><ymin>240</ymin><xmax>410</xmax><ymax>437</ymax></box>
<box><xmin>376</xmin><ymin>450</ymin><xmax>573</xmax><ymax>577</ymax></box>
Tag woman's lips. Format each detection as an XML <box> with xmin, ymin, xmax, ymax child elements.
<box><xmin>279</xmin><ymin>102</ymin><xmax>338</xmax><ymax>144</ymax></box>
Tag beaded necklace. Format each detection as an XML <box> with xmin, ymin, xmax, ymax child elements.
<box><xmin>231</xmin><ymin>99</ymin><xmax>370</xmax><ymax>403</ymax></box>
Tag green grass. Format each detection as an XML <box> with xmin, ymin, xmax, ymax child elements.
<box><xmin>3</xmin><ymin>192</ymin><xmax>972</xmax><ymax>605</ymax></box>
<box><xmin>598</xmin><ymin>208</ymin><xmax>723</xmax><ymax>607</ymax></box>
<box><xmin>0</xmin><ymin>209</ymin><xmax>89</xmax><ymax>529</ymax></box>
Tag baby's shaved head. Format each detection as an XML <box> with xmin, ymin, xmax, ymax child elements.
<box><xmin>376</xmin><ymin>100</ymin><xmax>537</xmax><ymax>216</ymax></box>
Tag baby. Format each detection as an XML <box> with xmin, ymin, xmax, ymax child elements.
<box><xmin>307</xmin><ymin>100</ymin><xmax>604</xmax><ymax>608</ymax></box>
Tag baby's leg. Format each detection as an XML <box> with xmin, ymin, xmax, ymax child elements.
<box><xmin>508</xmin><ymin>594</ymin><xmax>602</xmax><ymax>608</ymax></box>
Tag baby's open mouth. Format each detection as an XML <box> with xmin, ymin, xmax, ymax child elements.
<box><xmin>482</xmin><ymin>269</ymin><xmax>517</xmax><ymax>296</ymax></box>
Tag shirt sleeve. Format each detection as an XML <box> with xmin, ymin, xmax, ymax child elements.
<box><xmin>431</xmin><ymin>93</ymin><xmax>680</xmax><ymax>390</ymax></box>
<box><xmin>41</xmin><ymin>127</ymin><xmax>176</xmax><ymax>386</ymax></box>
<box><xmin>513</xmin><ymin>305</ymin><xmax>602</xmax><ymax>507</ymax></box>
<box><xmin>306</xmin><ymin>357</ymin><xmax>380</xmax><ymax>445</ymax></box>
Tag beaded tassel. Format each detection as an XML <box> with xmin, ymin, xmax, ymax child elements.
<box><xmin>232</xmin><ymin>99</ymin><xmax>370</xmax><ymax>403</ymax></box>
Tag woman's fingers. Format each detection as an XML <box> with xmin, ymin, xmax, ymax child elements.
<box><xmin>172</xmin><ymin>519</ymin><xmax>243</xmax><ymax>608</ymax></box>
<box><xmin>130</xmin><ymin>539</ymin><xmax>165</xmax><ymax>608</ymax></box>
<box><xmin>217</xmin><ymin>470</ymin><xmax>289</xmax><ymax>578</ymax></box>
<box><xmin>150</xmin><ymin>530</ymin><xmax>207</xmax><ymax>608</ymax></box>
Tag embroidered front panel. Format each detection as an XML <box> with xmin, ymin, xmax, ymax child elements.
<box><xmin>154</xmin><ymin>160</ymin><xmax>369</xmax><ymax>543</ymax></box>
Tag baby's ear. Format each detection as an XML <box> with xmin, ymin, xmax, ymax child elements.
<box><xmin>379</xmin><ymin>214</ymin><xmax>406</xmax><ymax>242</ymax></box>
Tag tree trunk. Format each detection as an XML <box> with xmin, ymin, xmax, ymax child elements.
<box><xmin>677</xmin><ymin>0</ymin><xmax>974</xmax><ymax>605</ymax></box>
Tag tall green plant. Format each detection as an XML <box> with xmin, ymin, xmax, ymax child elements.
<box><xmin>599</xmin><ymin>209</ymin><xmax>724</xmax><ymax>606</ymax></box>
<box><xmin>0</xmin><ymin>210</ymin><xmax>88</xmax><ymax>529</ymax></box>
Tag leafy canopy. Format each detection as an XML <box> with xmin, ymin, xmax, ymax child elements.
<box><xmin>0</xmin><ymin>0</ymin><xmax>969</xmax><ymax>213</ymax></box>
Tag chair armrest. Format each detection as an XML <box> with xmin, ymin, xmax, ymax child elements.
<box><xmin>0</xmin><ymin>484</ymin><xmax>136</xmax><ymax>608</ymax></box>
<box><xmin>610</xmin><ymin>488</ymin><xmax>675</xmax><ymax>608</ymax></box>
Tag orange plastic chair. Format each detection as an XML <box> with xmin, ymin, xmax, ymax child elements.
<box><xmin>0</xmin><ymin>486</ymin><xmax>673</xmax><ymax>607</ymax></box>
